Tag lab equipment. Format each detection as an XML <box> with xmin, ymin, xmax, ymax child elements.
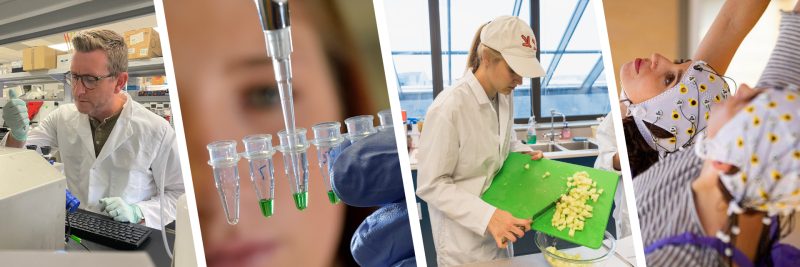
<box><xmin>330</xmin><ymin>130</ymin><xmax>414</xmax><ymax>266</ymax></box>
<box><xmin>254</xmin><ymin>0</ymin><xmax>305</xmax><ymax>202</ymax></box>
<box><xmin>207</xmin><ymin>140</ymin><xmax>241</xmax><ymax>225</ymax></box>
<box><xmin>242</xmin><ymin>134</ymin><xmax>277</xmax><ymax>217</ymax></box>
<box><xmin>376</xmin><ymin>109</ymin><xmax>393</xmax><ymax>132</ymax></box>
<box><xmin>100</xmin><ymin>197</ymin><xmax>143</xmax><ymax>223</ymax></box>
<box><xmin>527</xmin><ymin>115</ymin><xmax>537</xmax><ymax>144</ymax></box>
<box><xmin>173</xmin><ymin>194</ymin><xmax>198</xmax><ymax>267</ymax></box>
<box><xmin>310</xmin><ymin>122</ymin><xmax>346</xmax><ymax>204</ymax></box>
<box><xmin>65</xmin><ymin>209</ymin><xmax>152</xmax><ymax>250</ymax></box>
<box><xmin>0</xmin><ymin>147</ymin><xmax>65</xmax><ymax>250</ymax></box>
<box><xmin>277</xmin><ymin>128</ymin><xmax>311</xmax><ymax>211</ymax></box>
<box><xmin>2</xmin><ymin>90</ymin><xmax>30</xmax><ymax>141</ymax></box>
<box><xmin>66</xmin><ymin>189</ymin><xmax>80</xmax><ymax>213</ymax></box>
<box><xmin>345</xmin><ymin>115</ymin><xmax>377</xmax><ymax>143</ymax></box>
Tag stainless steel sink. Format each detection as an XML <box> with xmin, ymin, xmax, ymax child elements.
<box><xmin>529</xmin><ymin>143</ymin><xmax>564</xmax><ymax>152</ymax></box>
<box><xmin>555</xmin><ymin>141</ymin><xmax>599</xmax><ymax>150</ymax></box>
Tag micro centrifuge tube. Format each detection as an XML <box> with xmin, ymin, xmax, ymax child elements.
<box><xmin>377</xmin><ymin>109</ymin><xmax>394</xmax><ymax>132</ymax></box>
<box><xmin>207</xmin><ymin>140</ymin><xmax>241</xmax><ymax>225</ymax></box>
<box><xmin>311</xmin><ymin>122</ymin><xmax>346</xmax><ymax>204</ymax></box>
<box><xmin>277</xmin><ymin>128</ymin><xmax>311</xmax><ymax>211</ymax></box>
<box><xmin>345</xmin><ymin>115</ymin><xmax>377</xmax><ymax>143</ymax></box>
<box><xmin>242</xmin><ymin>134</ymin><xmax>277</xmax><ymax>218</ymax></box>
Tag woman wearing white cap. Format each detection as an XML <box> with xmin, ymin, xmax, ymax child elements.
<box><xmin>416</xmin><ymin>16</ymin><xmax>545</xmax><ymax>266</ymax></box>
<box><xmin>636</xmin><ymin>2</ymin><xmax>800</xmax><ymax>265</ymax></box>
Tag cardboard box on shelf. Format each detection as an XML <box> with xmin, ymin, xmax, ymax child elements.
<box><xmin>124</xmin><ymin>28</ymin><xmax>162</xmax><ymax>60</ymax></box>
<box><xmin>22</xmin><ymin>46</ymin><xmax>57</xmax><ymax>71</ymax></box>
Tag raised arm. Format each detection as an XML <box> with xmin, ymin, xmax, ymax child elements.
<box><xmin>693</xmin><ymin>0</ymin><xmax>769</xmax><ymax>75</ymax></box>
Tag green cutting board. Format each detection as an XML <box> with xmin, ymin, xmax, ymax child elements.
<box><xmin>481</xmin><ymin>152</ymin><xmax>620</xmax><ymax>249</ymax></box>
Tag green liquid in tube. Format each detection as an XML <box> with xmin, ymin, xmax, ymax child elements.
<box><xmin>527</xmin><ymin>135</ymin><xmax>537</xmax><ymax>144</ymax></box>
<box><xmin>327</xmin><ymin>190</ymin><xmax>340</xmax><ymax>204</ymax></box>
<box><xmin>293</xmin><ymin>192</ymin><xmax>308</xmax><ymax>210</ymax></box>
<box><xmin>259</xmin><ymin>198</ymin><xmax>274</xmax><ymax>218</ymax></box>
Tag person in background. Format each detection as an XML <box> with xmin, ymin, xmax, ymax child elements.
<box><xmin>593</xmin><ymin>113</ymin><xmax>630</xmax><ymax>238</ymax></box>
<box><xmin>1</xmin><ymin>29</ymin><xmax>184</xmax><ymax>228</ymax></box>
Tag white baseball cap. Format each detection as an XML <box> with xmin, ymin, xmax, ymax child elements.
<box><xmin>480</xmin><ymin>15</ymin><xmax>545</xmax><ymax>78</ymax></box>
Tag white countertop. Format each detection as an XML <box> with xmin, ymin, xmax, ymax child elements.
<box><xmin>408</xmin><ymin>139</ymin><xmax>600</xmax><ymax>171</ymax></box>
<box><xmin>458</xmin><ymin>235</ymin><xmax>637</xmax><ymax>267</ymax></box>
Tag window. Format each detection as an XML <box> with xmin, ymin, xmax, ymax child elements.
<box><xmin>386</xmin><ymin>0</ymin><xmax>610</xmax><ymax>122</ymax></box>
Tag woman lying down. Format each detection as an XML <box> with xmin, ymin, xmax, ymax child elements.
<box><xmin>635</xmin><ymin>6</ymin><xmax>800</xmax><ymax>267</ymax></box>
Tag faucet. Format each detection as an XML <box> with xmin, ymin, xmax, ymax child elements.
<box><xmin>545</xmin><ymin>109</ymin><xmax>566</xmax><ymax>142</ymax></box>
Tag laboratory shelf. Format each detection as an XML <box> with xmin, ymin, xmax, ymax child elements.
<box><xmin>130</xmin><ymin>94</ymin><xmax>170</xmax><ymax>103</ymax></box>
<box><xmin>0</xmin><ymin>57</ymin><xmax>165</xmax><ymax>87</ymax></box>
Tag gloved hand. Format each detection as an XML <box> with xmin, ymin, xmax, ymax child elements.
<box><xmin>66</xmin><ymin>189</ymin><xmax>80</xmax><ymax>213</ymax></box>
<box><xmin>332</xmin><ymin>130</ymin><xmax>415</xmax><ymax>267</ymax></box>
<box><xmin>2</xmin><ymin>90</ymin><xmax>29</xmax><ymax>141</ymax></box>
<box><xmin>99</xmin><ymin>197</ymin><xmax>143</xmax><ymax>223</ymax></box>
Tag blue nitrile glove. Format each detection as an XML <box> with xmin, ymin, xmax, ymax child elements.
<box><xmin>99</xmin><ymin>197</ymin><xmax>143</xmax><ymax>223</ymax></box>
<box><xmin>66</xmin><ymin>189</ymin><xmax>80</xmax><ymax>213</ymax></box>
<box><xmin>332</xmin><ymin>130</ymin><xmax>415</xmax><ymax>267</ymax></box>
<box><xmin>2</xmin><ymin>90</ymin><xmax>29</xmax><ymax>141</ymax></box>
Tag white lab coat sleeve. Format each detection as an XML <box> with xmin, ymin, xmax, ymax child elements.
<box><xmin>416</xmin><ymin>110</ymin><xmax>497</xmax><ymax>236</ymax></box>
<box><xmin>593</xmin><ymin>114</ymin><xmax>617</xmax><ymax>171</ymax></box>
<box><xmin>135</xmin><ymin>126</ymin><xmax>185</xmax><ymax>228</ymax></box>
<box><xmin>510</xmin><ymin>128</ymin><xmax>532</xmax><ymax>153</ymax></box>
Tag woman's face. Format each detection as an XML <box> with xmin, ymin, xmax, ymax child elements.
<box><xmin>620</xmin><ymin>53</ymin><xmax>692</xmax><ymax>104</ymax></box>
<box><xmin>486</xmin><ymin>57</ymin><xmax>523</xmax><ymax>95</ymax></box>
<box><xmin>164</xmin><ymin>1</ymin><xmax>345</xmax><ymax>266</ymax></box>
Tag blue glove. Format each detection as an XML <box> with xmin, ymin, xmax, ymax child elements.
<box><xmin>2</xmin><ymin>90</ymin><xmax>29</xmax><ymax>141</ymax></box>
<box><xmin>332</xmin><ymin>130</ymin><xmax>415</xmax><ymax>266</ymax></box>
<box><xmin>66</xmin><ymin>189</ymin><xmax>80</xmax><ymax>213</ymax></box>
<box><xmin>99</xmin><ymin>197</ymin><xmax>143</xmax><ymax>223</ymax></box>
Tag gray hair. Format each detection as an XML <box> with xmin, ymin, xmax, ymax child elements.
<box><xmin>71</xmin><ymin>29</ymin><xmax>128</xmax><ymax>75</ymax></box>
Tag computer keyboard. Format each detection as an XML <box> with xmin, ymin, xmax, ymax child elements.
<box><xmin>65</xmin><ymin>209</ymin><xmax>152</xmax><ymax>250</ymax></box>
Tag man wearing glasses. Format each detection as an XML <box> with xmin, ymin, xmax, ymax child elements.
<box><xmin>2</xmin><ymin>29</ymin><xmax>184</xmax><ymax>229</ymax></box>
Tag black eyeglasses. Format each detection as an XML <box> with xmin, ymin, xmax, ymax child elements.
<box><xmin>64</xmin><ymin>71</ymin><xmax>116</xmax><ymax>90</ymax></box>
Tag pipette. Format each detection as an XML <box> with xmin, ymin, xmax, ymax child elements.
<box><xmin>254</xmin><ymin>0</ymin><xmax>306</xmax><ymax>209</ymax></box>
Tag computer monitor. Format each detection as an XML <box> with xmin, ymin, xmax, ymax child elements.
<box><xmin>0</xmin><ymin>147</ymin><xmax>66</xmax><ymax>250</ymax></box>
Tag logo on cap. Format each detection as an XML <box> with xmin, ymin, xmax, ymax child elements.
<box><xmin>521</xmin><ymin>35</ymin><xmax>535</xmax><ymax>50</ymax></box>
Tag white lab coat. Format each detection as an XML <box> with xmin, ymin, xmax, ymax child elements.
<box><xmin>22</xmin><ymin>92</ymin><xmax>184</xmax><ymax>229</ymax></box>
<box><xmin>416</xmin><ymin>71</ymin><xmax>532</xmax><ymax>266</ymax></box>
<box><xmin>593</xmin><ymin>113</ymin><xmax>616</xmax><ymax>171</ymax></box>
<box><xmin>592</xmin><ymin>113</ymin><xmax>630</xmax><ymax>238</ymax></box>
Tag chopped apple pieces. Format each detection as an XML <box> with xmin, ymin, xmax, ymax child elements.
<box><xmin>551</xmin><ymin>171</ymin><xmax>602</xmax><ymax>237</ymax></box>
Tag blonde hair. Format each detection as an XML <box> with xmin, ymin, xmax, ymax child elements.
<box><xmin>466</xmin><ymin>22</ymin><xmax>503</xmax><ymax>72</ymax></box>
<box><xmin>71</xmin><ymin>29</ymin><xmax>128</xmax><ymax>75</ymax></box>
